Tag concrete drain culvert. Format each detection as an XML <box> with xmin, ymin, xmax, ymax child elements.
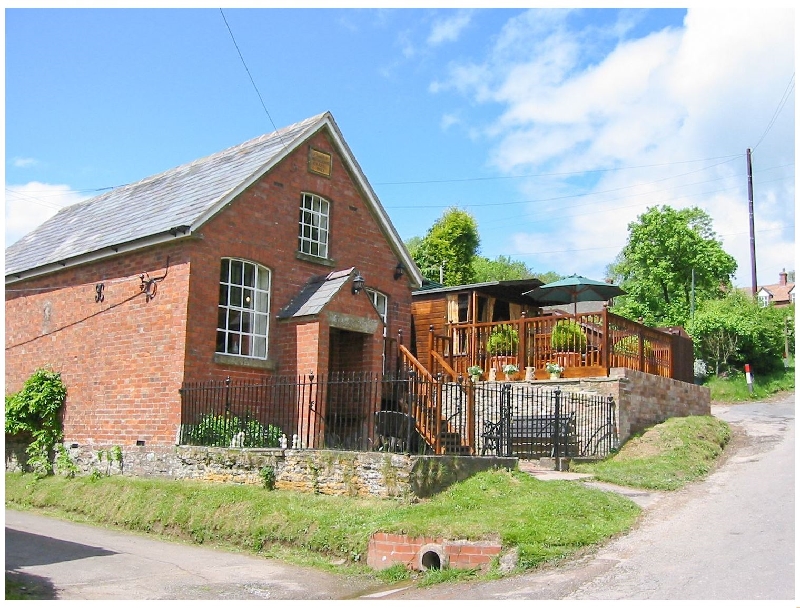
<box><xmin>418</xmin><ymin>544</ymin><xmax>447</xmax><ymax>571</ymax></box>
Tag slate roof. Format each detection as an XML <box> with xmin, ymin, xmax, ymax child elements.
<box><xmin>6</xmin><ymin>112</ymin><xmax>422</xmax><ymax>288</ymax></box>
<box><xmin>277</xmin><ymin>268</ymin><xmax>355</xmax><ymax>319</ymax></box>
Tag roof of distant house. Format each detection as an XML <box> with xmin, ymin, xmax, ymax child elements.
<box><xmin>754</xmin><ymin>269</ymin><xmax>795</xmax><ymax>304</ymax></box>
<box><xmin>5</xmin><ymin>112</ymin><xmax>422</xmax><ymax>287</ymax></box>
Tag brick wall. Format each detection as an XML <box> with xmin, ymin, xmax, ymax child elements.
<box><xmin>5</xmin><ymin>245</ymin><xmax>191</xmax><ymax>446</ymax></box>
<box><xmin>182</xmin><ymin>128</ymin><xmax>413</xmax><ymax>384</ymax></box>
<box><xmin>367</xmin><ymin>533</ymin><xmax>502</xmax><ymax>571</ymax></box>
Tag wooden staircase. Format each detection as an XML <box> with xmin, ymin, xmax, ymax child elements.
<box><xmin>398</xmin><ymin>344</ymin><xmax>473</xmax><ymax>455</ymax></box>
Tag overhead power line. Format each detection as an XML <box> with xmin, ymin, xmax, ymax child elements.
<box><xmin>219</xmin><ymin>9</ymin><xmax>287</xmax><ymax>150</ymax></box>
<box><xmin>373</xmin><ymin>154</ymin><xmax>744</xmax><ymax>186</ymax></box>
<box><xmin>752</xmin><ymin>73</ymin><xmax>795</xmax><ymax>152</ymax></box>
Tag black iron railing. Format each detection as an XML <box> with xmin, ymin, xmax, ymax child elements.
<box><xmin>179</xmin><ymin>373</ymin><xmax>617</xmax><ymax>459</ymax></box>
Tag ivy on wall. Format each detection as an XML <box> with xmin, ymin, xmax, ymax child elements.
<box><xmin>5</xmin><ymin>368</ymin><xmax>68</xmax><ymax>477</ymax></box>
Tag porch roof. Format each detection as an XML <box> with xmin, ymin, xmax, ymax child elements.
<box><xmin>277</xmin><ymin>268</ymin><xmax>355</xmax><ymax>319</ymax></box>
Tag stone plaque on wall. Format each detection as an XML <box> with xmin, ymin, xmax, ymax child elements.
<box><xmin>308</xmin><ymin>148</ymin><xmax>332</xmax><ymax>177</ymax></box>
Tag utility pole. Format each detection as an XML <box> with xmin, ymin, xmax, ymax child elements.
<box><xmin>747</xmin><ymin>148</ymin><xmax>758</xmax><ymax>295</ymax></box>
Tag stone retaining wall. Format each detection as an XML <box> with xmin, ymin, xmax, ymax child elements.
<box><xmin>6</xmin><ymin>439</ymin><xmax>515</xmax><ymax>499</ymax></box>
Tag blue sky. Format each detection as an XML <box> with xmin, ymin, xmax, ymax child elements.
<box><xmin>4</xmin><ymin>7</ymin><xmax>796</xmax><ymax>288</ymax></box>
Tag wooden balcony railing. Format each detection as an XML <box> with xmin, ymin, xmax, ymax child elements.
<box><xmin>424</xmin><ymin>309</ymin><xmax>692</xmax><ymax>383</ymax></box>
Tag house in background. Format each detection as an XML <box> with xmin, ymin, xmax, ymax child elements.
<box><xmin>5</xmin><ymin>112</ymin><xmax>422</xmax><ymax>449</ymax></box>
<box><xmin>756</xmin><ymin>269</ymin><xmax>795</xmax><ymax>308</ymax></box>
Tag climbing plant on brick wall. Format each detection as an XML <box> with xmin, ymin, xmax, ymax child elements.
<box><xmin>5</xmin><ymin>368</ymin><xmax>68</xmax><ymax>477</ymax></box>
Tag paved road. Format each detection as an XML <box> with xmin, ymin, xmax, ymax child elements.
<box><xmin>5</xmin><ymin>393</ymin><xmax>795</xmax><ymax>601</ymax></box>
<box><xmin>4</xmin><ymin>510</ymin><xmax>381</xmax><ymax>600</ymax></box>
<box><xmin>383</xmin><ymin>392</ymin><xmax>796</xmax><ymax>601</ymax></box>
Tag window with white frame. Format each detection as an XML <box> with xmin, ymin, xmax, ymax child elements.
<box><xmin>366</xmin><ymin>289</ymin><xmax>388</xmax><ymax>323</ymax></box>
<box><xmin>298</xmin><ymin>193</ymin><xmax>330</xmax><ymax>258</ymax></box>
<box><xmin>758</xmin><ymin>291</ymin><xmax>770</xmax><ymax>308</ymax></box>
<box><xmin>216</xmin><ymin>258</ymin><xmax>271</xmax><ymax>359</ymax></box>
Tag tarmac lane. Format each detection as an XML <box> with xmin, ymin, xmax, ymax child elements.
<box><xmin>4</xmin><ymin>509</ymin><xmax>377</xmax><ymax>601</ymax></box>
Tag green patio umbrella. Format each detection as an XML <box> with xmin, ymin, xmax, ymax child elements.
<box><xmin>523</xmin><ymin>275</ymin><xmax>626</xmax><ymax>316</ymax></box>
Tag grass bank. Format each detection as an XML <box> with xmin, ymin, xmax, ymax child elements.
<box><xmin>5</xmin><ymin>468</ymin><xmax>639</xmax><ymax>580</ymax></box>
<box><xmin>705</xmin><ymin>362</ymin><xmax>794</xmax><ymax>403</ymax></box>
<box><xmin>571</xmin><ymin>415</ymin><xmax>731</xmax><ymax>490</ymax></box>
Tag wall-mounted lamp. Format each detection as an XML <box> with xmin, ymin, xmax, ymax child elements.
<box><xmin>394</xmin><ymin>262</ymin><xmax>405</xmax><ymax>280</ymax></box>
<box><xmin>352</xmin><ymin>271</ymin><xmax>365</xmax><ymax>294</ymax></box>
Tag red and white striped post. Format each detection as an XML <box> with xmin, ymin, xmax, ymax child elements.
<box><xmin>745</xmin><ymin>363</ymin><xmax>754</xmax><ymax>394</ymax></box>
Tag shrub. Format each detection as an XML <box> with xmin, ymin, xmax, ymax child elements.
<box><xmin>486</xmin><ymin>325</ymin><xmax>518</xmax><ymax>355</ymax></box>
<box><xmin>612</xmin><ymin>335</ymin><xmax>654</xmax><ymax>358</ymax></box>
<box><xmin>687</xmin><ymin>292</ymin><xmax>789</xmax><ymax>374</ymax></box>
<box><xmin>5</xmin><ymin>368</ymin><xmax>68</xmax><ymax>477</ymax></box>
<box><xmin>188</xmin><ymin>413</ymin><xmax>282</xmax><ymax>448</ymax></box>
<box><xmin>551</xmin><ymin>320</ymin><xmax>587</xmax><ymax>353</ymax></box>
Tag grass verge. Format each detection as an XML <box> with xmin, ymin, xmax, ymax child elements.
<box><xmin>571</xmin><ymin>415</ymin><xmax>731</xmax><ymax>490</ymax></box>
<box><xmin>705</xmin><ymin>363</ymin><xmax>794</xmax><ymax>403</ymax></box>
<box><xmin>5</xmin><ymin>468</ymin><xmax>639</xmax><ymax>581</ymax></box>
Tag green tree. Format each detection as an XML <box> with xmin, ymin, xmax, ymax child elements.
<box><xmin>686</xmin><ymin>291</ymin><xmax>789</xmax><ymax>374</ymax></box>
<box><xmin>410</xmin><ymin>207</ymin><xmax>480</xmax><ymax>286</ymax></box>
<box><xmin>608</xmin><ymin>206</ymin><xmax>737</xmax><ymax>326</ymax></box>
<box><xmin>472</xmin><ymin>255</ymin><xmax>562</xmax><ymax>284</ymax></box>
<box><xmin>472</xmin><ymin>255</ymin><xmax>533</xmax><ymax>282</ymax></box>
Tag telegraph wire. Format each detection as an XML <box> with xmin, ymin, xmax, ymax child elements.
<box><xmin>752</xmin><ymin>73</ymin><xmax>795</xmax><ymax>153</ymax></box>
<box><xmin>219</xmin><ymin>9</ymin><xmax>288</xmax><ymax>150</ymax></box>
<box><xmin>373</xmin><ymin>153</ymin><xmax>744</xmax><ymax>186</ymax></box>
<box><xmin>489</xmin><ymin>225</ymin><xmax>794</xmax><ymax>259</ymax></box>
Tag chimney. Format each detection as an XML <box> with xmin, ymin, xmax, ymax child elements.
<box><xmin>779</xmin><ymin>268</ymin><xmax>788</xmax><ymax>286</ymax></box>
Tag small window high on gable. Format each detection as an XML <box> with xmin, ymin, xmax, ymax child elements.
<box><xmin>299</xmin><ymin>193</ymin><xmax>330</xmax><ymax>259</ymax></box>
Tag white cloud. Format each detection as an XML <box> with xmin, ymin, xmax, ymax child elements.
<box><xmin>441</xmin><ymin>112</ymin><xmax>461</xmax><ymax>130</ymax></box>
<box><xmin>5</xmin><ymin>182</ymin><xmax>87</xmax><ymax>247</ymax></box>
<box><xmin>428</xmin><ymin>10</ymin><xmax>474</xmax><ymax>46</ymax></box>
<box><xmin>437</xmin><ymin>8</ymin><xmax>795</xmax><ymax>286</ymax></box>
<box><xmin>12</xmin><ymin>157</ymin><xmax>38</xmax><ymax>168</ymax></box>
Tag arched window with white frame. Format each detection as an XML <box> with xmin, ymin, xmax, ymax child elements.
<box><xmin>216</xmin><ymin>258</ymin><xmax>271</xmax><ymax>359</ymax></box>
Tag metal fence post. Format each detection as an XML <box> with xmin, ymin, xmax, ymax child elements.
<box><xmin>502</xmin><ymin>383</ymin><xmax>512</xmax><ymax>457</ymax></box>
<box><xmin>554</xmin><ymin>388</ymin><xmax>561</xmax><ymax>460</ymax></box>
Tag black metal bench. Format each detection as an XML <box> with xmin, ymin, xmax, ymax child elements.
<box><xmin>509</xmin><ymin>413</ymin><xmax>577</xmax><ymax>458</ymax></box>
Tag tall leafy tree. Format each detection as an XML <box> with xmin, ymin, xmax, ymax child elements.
<box><xmin>472</xmin><ymin>255</ymin><xmax>533</xmax><ymax>282</ymax></box>
<box><xmin>608</xmin><ymin>205</ymin><xmax>737</xmax><ymax>326</ymax></box>
<box><xmin>410</xmin><ymin>207</ymin><xmax>480</xmax><ymax>286</ymax></box>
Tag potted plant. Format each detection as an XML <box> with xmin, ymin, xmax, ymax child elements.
<box><xmin>502</xmin><ymin>363</ymin><xmax>519</xmax><ymax>381</ymax></box>
<box><xmin>550</xmin><ymin>320</ymin><xmax>587</xmax><ymax>369</ymax></box>
<box><xmin>467</xmin><ymin>365</ymin><xmax>483</xmax><ymax>383</ymax></box>
<box><xmin>486</xmin><ymin>325</ymin><xmax>519</xmax><ymax>355</ymax></box>
<box><xmin>551</xmin><ymin>320</ymin><xmax>588</xmax><ymax>352</ymax></box>
<box><xmin>545</xmin><ymin>362</ymin><xmax>564</xmax><ymax>379</ymax></box>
